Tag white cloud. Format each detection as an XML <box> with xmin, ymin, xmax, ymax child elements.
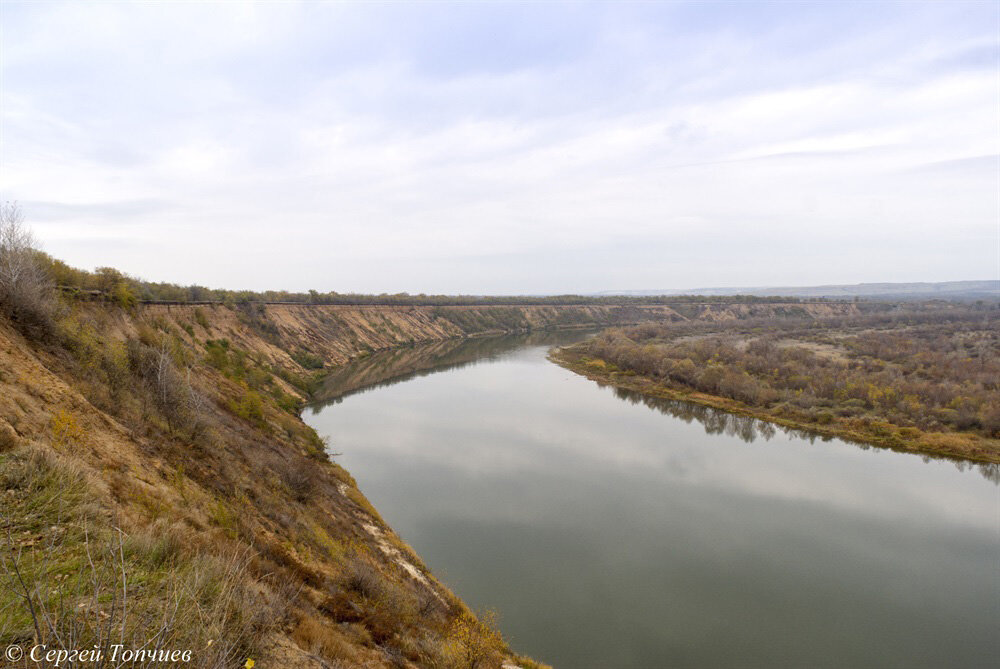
<box><xmin>1</xmin><ymin>1</ymin><xmax>996</xmax><ymax>292</ymax></box>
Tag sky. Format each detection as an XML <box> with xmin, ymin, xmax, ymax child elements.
<box><xmin>0</xmin><ymin>1</ymin><xmax>997</xmax><ymax>294</ymax></box>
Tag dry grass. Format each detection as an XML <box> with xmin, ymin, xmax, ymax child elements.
<box><xmin>0</xmin><ymin>420</ymin><xmax>20</xmax><ymax>452</ymax></box>
<box><xmin>290</xmin><ymin>615</ymin><xmax>363</xmax><ymax>664</ymax></box>
<box><xmin>0</xmin><ymin>287</ymin><xmax>539</xmax><ymax>667</ymax></box>
<box><xmin>0</xmin><ymin>443</ymin><xmax>275</xmax><ymax>668</ymax></box>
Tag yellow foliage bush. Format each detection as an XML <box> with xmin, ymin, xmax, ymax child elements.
<box><xmin>443</xmin><ymin>610</ymin><xmax>506</xmax><ymax>669</ymax></box>
<box><xmin>50</xmin><ymin>409</ymin><xmax>84</xmax><ymax>450</ymax></box>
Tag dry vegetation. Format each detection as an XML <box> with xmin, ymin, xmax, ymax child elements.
<box><xmin>1</xmin><ymin>205</ymin><xmax>548</xmax><ymax>668</ymax></box>
<box><xmin>40</xmin><ymin>245</ymin><xmax>832</xmax><ymax>308</ymax></box>
<box><xmin>557</xmin><ymin>306</ymin><xmax>1000</xmax><ymax>462</ymax></box>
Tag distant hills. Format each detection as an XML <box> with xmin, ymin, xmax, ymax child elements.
<box><xmin>596</xmin><ymin>281</ymin><xmax>1000</xmax><ymax>300</ymax></box>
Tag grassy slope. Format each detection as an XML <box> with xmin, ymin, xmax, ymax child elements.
<box><xmin>551</xmin><ymin>345</ymin><xmax>1000</xmax><ymax>464</ymax></box>
<box><xmin>5</xmin><ymin>302</ymin><xmax>613</xmax><ymax>669</ymax></box>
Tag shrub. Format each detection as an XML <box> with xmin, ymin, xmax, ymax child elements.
<box><xmin>205</xmin><ymin>338</ymin><xmax>231</xmax><ymax>370</ymax></box>
<box><xmin>815</xmin><ymin>410</ymin><xmax>835</xmax><ymax>425</ymax></box>
<box><xmin>441</xmin><ymin>610</ymin><xmax>506</xmax><ymax>669</ymax></box>
<box><xmin>291</xmin><ymin>349</ymin><xmax>325</xmax><ymax>370</ymax></box>
<box><xmin>110</xmin><ymin>280</ymin><xmax>138</xmax><ymax>310</ymax></box>
<box><xmin>291</xmin><ymin>616</ymin><xmax>362</xmax><ymax>664</ymax></box>
<box><xmin>231</xmin><ymin>388</ymin><xmax>266</xmax><ymax>426</ymax></box>
<box><xmin>281</xmin><ymin>457</ymin><xmax>317</xmax><ymax>503</ymax></box>
<box><xmin>50</xmin><ymin>409</ymin><xmax>85</xmax><ymax>450</ymax></box>
<box><xmin>127</xmin><ymin>336</ymin><xmax>196</xmax><ymax>430</ymax></box>
<box><xmin>343</xmin><ymin>558</ymin><xmax>383</xmax><ymax>599</ymax></box>
<box><xmin>979</xmin><ymin>404</ymin><xmax>1000</xmax><ymax>438</ymax></box>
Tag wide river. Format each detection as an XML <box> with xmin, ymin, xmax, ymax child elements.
<box><xmin>304</xmin><ymin>330</ymin><xmax>999</xmax><ymax>668</ymax></box>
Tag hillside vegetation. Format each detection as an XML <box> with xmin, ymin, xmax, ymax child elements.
<box><xmin>555</xmin><ymin>306</ymin><xmax>1000</xmax><ymax>463</ymax></box>
<box><xmin>39</xmin><ymin>244</ymin><xmax>844</xmax><ymax>307</ymax></box>
<box><xmin>0</xmin><ymin>208</ymin><xmax>571</xmax><ymax>668</ymax></box>
<box><xmin>1</xmin><ymin>299</ymin><xmax>559</xmax><ymax>667</ymax></box>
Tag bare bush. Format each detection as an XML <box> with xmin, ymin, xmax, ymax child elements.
<box><xmin>0</xmin><ymin>202</ymin><xmax>54</xmax><ymax>336</ymax></box>
<box><xmin>125</xmin><ymin>336</ymin><xmax>208</xmax><ymax>434</ymax></box>
<box><xmin>280</xmin><ymin>456</ymin><xmax>318</xmax><ymax>503</ymax></box>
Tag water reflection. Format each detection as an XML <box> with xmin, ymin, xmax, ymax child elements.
<box><xmin>304</xmin><ymin>332</ymin><xmax>1000</xmax><ymax>668</ymax></box>
<box><xmin>609</xmin><ymin>385</ymin><xmax>1000</xmax><ymax>483</ymax></box>
<box><xmin>310</xmin><ymin>333</ymin><xmax>999</xmax><ymax>484</ymax></box>
<box><xmin>309</xmin><ymin>330</ymin><xmax>597</xmax><ymax>408</ymax></box>
<box><xmin>611</xmin><ymin>384</ymin><xmax>796</xmax><ymax>442</ymax></box>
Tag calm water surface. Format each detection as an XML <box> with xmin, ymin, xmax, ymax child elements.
<box><xmin>305</xmin><ymin>332</ymin><xmax>1000</xmax><ymax>669</ymax></box>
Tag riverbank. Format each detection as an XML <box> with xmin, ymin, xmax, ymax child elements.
<box><xmin>309</xmin><ymin>329</ymin><xmax>1000</xmax><ymax>668</ymax></box>
<box><xmin>551</xmin><ymin>345</ymin><xmax>1000</xmax><ymax>464</ymax></box>
<box><xmin>0</xmin><ymin>289</ymin><xmax>951</xmax><ymax>667</ymax></box>
<box><xmin>2</xmin><ymin>299</ymin><xmax>574</xmax><ymax>669</ymax></box>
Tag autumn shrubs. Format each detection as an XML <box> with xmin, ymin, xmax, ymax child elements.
<box><xmin>582</xmin><ymin>306</ymin><xmax>1000</xmax><ymax>438</ymax></box>
<box><xmin>54</xmin><ymin>309</ymin><xmax>211</xmax><ymax>439</ymax></box>
<box><xmin>0</xmin><ymin>204</ymin><xmax>211</xmax><ymax>439</ymax></box>
<box><xmin>316</xmin><ymin>551</ymin><xmax>509</xmax><ymax>668</ymax></box>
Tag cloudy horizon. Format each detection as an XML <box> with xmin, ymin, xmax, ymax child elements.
<box><xmin>1</xmin><ymin>1</ymin><xmax>997</xmax><ymax>294</ymax></box>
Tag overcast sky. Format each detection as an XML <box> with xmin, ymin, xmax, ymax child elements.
<box><xmin>1</xmin><ymin>1</ymin><xmax>997</xmax><ymax>294</ymax></box>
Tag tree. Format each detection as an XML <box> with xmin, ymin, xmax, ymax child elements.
<box><xmin>94</xmin><ymin>266</ymin><xmax>126</xmax><ymax>293</ymax></box>
<box><xmin>0</xmin><ymin>202</ymin><xmax>53</xmax><ymax>335</ymax></box>
<box><xmin>0</xmin><ymin>202</ymin><xmax>35</xmax><ymax>295</ymax></box>
<box><xmin>110</xmin><ymin>280</ymin><xmax>138</xmax><ymax>310</ymax></box>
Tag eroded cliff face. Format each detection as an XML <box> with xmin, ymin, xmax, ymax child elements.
<box><xmin>0</xmin><ymin>299</ymin><xmax>858</xmax><ymax>668</ymax></box>
<box><xmin>1</xmin><ymin>303</ymin><xmax>574</xmax><ymax>669</ymax></box>
<box><xmin>140</xmin><ymin>301</ymin><xmax>859</xmax><ymax>376</ymax></box>
<box><xmin>140</xmin><ymin>302</ymin><xmax>686</xmax><ymax>371</ymax></box>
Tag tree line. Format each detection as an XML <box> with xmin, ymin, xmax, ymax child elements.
<box><xmin>580</xmin><ymin>306</ymin><xmax>1000</xmax><ymax>438</ymax></box>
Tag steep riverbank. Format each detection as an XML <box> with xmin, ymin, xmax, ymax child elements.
<box><xmin>140</xmin><ymin>302</ymin><xmax>684</xmax><ymax>374</ymax></box>
<box><xmin>0</xmin><ymin>297</ymin><xmax>867</xmax><ymax>667</ymax></box>
<box><xmin>4</xmin><ymin>302</ymin><xmax>602</xmax><ymax>668</ymax></box>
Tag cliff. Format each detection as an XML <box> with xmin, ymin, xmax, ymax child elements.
<box><xmin>0</xmin><ymin>299</ymin><xmax>859</xmax><ymax>667</ymax></box>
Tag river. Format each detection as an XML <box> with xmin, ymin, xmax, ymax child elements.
<box><xmin>304</xmin><ymin>330</ymin><xmax>999</xmax><ymax>669</ymax></box>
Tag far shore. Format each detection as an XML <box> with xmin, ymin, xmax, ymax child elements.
<box><xmin>550</xmin><ymin>345</ymin><xmax>1000</xmax><ymax>466</ymax></box>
